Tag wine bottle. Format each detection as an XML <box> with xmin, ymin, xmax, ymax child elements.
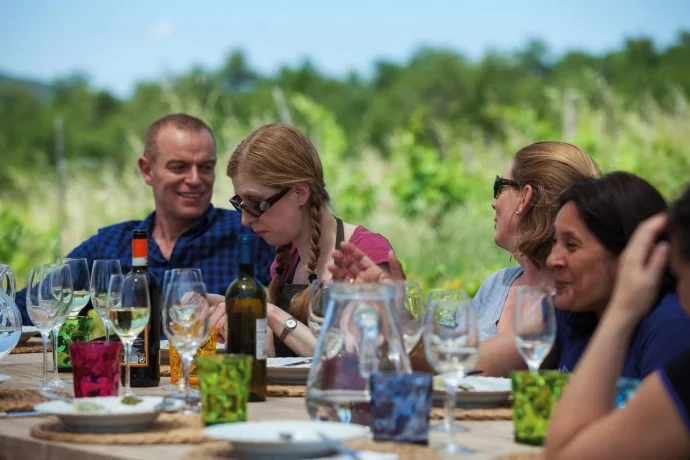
<box><xmin>225</xmin><ymin>234</ymin><xmax>267</xmax><ymax>402</ymax></box>
<box><xmin>122</xmin><ymin>229</ymin><xmax>161</xmax><ymax>387</ymax></box>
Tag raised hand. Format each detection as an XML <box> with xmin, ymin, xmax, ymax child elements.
<box><xmin>328</xmin><ymin>241</ymin><xmax>405</xmax><ymax>283</ymax></box>
<box><xmin>608</xmin><ymin>213</ymin><xmax>670</xmax><ymax>321</ymax></box>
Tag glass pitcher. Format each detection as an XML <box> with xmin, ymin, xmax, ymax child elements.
<box><xmin>305</xmin><ymin>283</ymin><xmax>411</xmax><ymax>427</ymax></box>
<box><xmin>0</xmin><ymin>263</ymin><xmax>22</xmax><ymax>360</ymax></box>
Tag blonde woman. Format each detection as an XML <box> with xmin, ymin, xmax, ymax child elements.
<box><xmin>226</xmin><ymin>123</ymin><xmax>399</xmax><ymax>357</ymax></box>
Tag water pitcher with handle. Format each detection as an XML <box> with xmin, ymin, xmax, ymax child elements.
<box><xmin>305</xmin><ymin>282</ymin><xmax>411</xmax><ymax>427</ymax></box>
<box><xmin>0</xmin><ymin>263</ymin><xmax>22</xmax><ymax>360</ymax></box>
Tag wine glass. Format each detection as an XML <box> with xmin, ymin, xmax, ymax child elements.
<box><xmin>162</xmin><ymin>279</ymin><xmax>210</xmax><ymax>412</ymax></box>
<box><xmin>57</xmin><ymin>258</ymin><xmax>90</xmax><ymax>317</ymax></box>
<box><xmin>307</xmin><ymin>279</ymin><xmax>332</xmax><ymax>337</ymax></box>
<box><xmin>390</xmin><ymin>280</ymin><xmax>424</xmax><ymax>353</ymax></box>
<box><xmin>162</xmin><ymin>268</ymin><xmax>203</xmax><ymax>394</ymax></box>
<box><xmin>513</xmin><ymin>286</ymin><xmax>556</xmax><ymax>373</ymax></box>
<box><xmin>90</xmin><ymin>259</ymin><xmax>122</xmax><ymax>342</ymax></box>
<box><xmin>423</xmin><ymin>294</ymin><xmax>479</xmax><ymax>454</ymax></box>
<box><xmin>46</xmin><ymin>262</ymin><xmax>74</xmax><ymax>390</ymax></box>
<box><xmin>107</xmin><ymin>273</ymin><xmax>151</xmax><ymax>397</ymax></box>
<box><xmin>27</xmin><ymin>264</ymin><xmax>72</xmax><ymax>391</ymax></box>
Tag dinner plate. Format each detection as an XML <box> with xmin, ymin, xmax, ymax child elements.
<box><xmin>433</xmin><ymin>376</ymin><xmax>511</xmax><ymax>408</ymax></box>
<box><xmin>204</xmin><ymin>420</ymin><xmax>369</xmax><ymax>459</ymax></box>
<box><xmin>0</xmin><ymin>374</ymin><xmax>10</xmax><ymax>384</ymax></box>
<box><xmin>266</xmin><ymin>357</ymin><xmax>312</xmax><ymax>385</ymax></box>
<box><xmin>34</xmin><ymin>396</ymin><xmax>179</xmax><ymax>433</ymax></box>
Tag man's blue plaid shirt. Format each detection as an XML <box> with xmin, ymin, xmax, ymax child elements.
<box><xmin>16</xmin><ymin>205</ymin><xmax>275</xmax><ymax>325</ymax></box>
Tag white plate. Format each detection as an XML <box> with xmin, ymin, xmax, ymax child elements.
<box><xmin>34</xmin><ymin>396</ymin><xmax>178</xmax><ymax>433</ymax></box>
<box><xmin>433</xmin><ymin>376</ymin><xmax>511</xmax><ymax>408</ymax></box>
<box><xmin>204</xmin><ymin>420</ymin><xmax>369</xmax><ymax>459</ymax></box>
<box><xmin>0</xmin><ymin>374</ymin><xmax>10</xmax><ymax>384</ymax></box>
<box><xmin>266</xmin><ymin>357</ymin><xmax>312</xmax><ymax>385</ymax></box>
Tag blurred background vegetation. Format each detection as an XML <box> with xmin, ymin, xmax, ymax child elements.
<box><xmin>2</xmin><ymin>34</ymin><xmax>690</xmax><ymax>293</ymax></box>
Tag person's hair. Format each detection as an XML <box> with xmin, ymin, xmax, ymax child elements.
<box><xmin>144</xmin><ymin>113</ymin><xmax>215</xmax><ymax>160</ymax></box>
<box><xmin>669</xmin><ymin>184</ymin><xmax>690</xmax><ymax>262</ymax></box>
<box><xmin>227</xmin><ymin>123</ymin><xmax>330</xmax><ymax>323</ymax></box>
<box><xmin>511</xmin><ymin>141</ymin><xmax>600</xmax><ymax>268</ymax></box>
<box><xmin>559</xmin><ymin>171</ymin><xmax>675</xmax><ymax>296</ymax></box>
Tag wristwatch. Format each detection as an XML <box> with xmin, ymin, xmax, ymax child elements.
<box><xmin>279</xmin><ymin>317</ymin><xmax>298</xmax><ymax>341</ymax></box>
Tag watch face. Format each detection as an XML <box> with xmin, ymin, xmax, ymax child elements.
<box><xmin>285</xmin><ymin>318</ymin><xmax>298</xmax><ymax>330</ymax></box>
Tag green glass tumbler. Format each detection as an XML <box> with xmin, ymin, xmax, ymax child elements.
<box><xmin>197</xmin><ymin>354</ymin><xmax>253</xmax><ymax>426</ymax></box>
<box><xmin>511</xmin><ymin>370</ymin><xmax>569</xmax><ymax>445</ymax></box>
<box><xmin>57</xmin><ymin>316</ymin><xmax>93</xmax><ymax>372</ymax></box>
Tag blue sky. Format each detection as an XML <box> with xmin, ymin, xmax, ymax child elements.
<box><xmin>1</xmin><ymin>0</ymin><xmax>689</xmax><ymax>96</ymax></box>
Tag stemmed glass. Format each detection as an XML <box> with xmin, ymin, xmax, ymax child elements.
<box><xmin>90</xmin><ymin>259</ymin><xmax>122</xmax><ymax>342</ymax></box>
<box><xmin>308</xmin><ymin>279</ymin><xmax>332</xmax><ymax>337</ymax></box>
<box><xmin>513</xmin><ymin>286</ymin><xmax>556</xmax><ymax>373</ymax></box>
<box><xmin>162</xmin><ymin>279</ymin><xmax>210</xmax><ymax>412</ymax></box>
<box><xmin>57</xmin><ymin>258</ymin><xmax>91</xmax><ymax>317</ymax></box>
<box><xmin>162</xmin><ymin>268</ymin><xmax>203</xmax><ymax>394</ymax></box>
<box><xmin>390</xmin><ymin>280</ymin><xmax>424</xmax><ymax>353</ymax></box>
<box><xmin>27</xmin><ymin>264</ymin><xmax>72</xmax><ymax>391</ymax></box>
<box><xmin>107</xmin><ymin>273</ymin><xmax>151</xmax><ymax>397</ymax></box>
<box><xmin>423</xmin><ymin>293</ymin><xmax>479</xmax><ymax>454</ymax></box>
<box><xmin>426</xmin><ymin>289</ymin><xmax>470</xmax><ymax>434</ymax></box>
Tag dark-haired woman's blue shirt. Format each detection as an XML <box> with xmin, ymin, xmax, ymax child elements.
<box><xmin>555</xmin><ymin>293</ymin><xmax>690</xmax><ymax>379</ymax></box>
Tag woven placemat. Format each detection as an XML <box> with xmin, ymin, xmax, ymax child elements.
<box><xmin>267</xmin><ymin>384</ymin><xmax>305</xmax><ymax>397</ymax></box>
<box><xmin>11</xmin><ymin>343</ymin><xmax>51</xmax><ymax>354</ymax></box>
<box><xmin>430</xmin><ymin>406</ymin><xmax>513</xmax><ymax>421</ymax></box>
<box><xmin>30</xmin><ymin>413</ymin><xmax>208</xmax><ymax>444</ymax></box>
<box><xmin>184</xmin><ymin>439</ymin><xmax>441</xmax><ymax>460</ymax></box>
<box><xmin>494</xmin><ymin>452</ymin><xmax>543</xmax><ymax>460</ymax></box>
<box><xmin>0</xmin><ymin>388</ymin><xmax>48</xmax><ymax>413</ymax></box>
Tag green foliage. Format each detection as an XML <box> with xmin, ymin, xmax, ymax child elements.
<box><xmin>2</xmin><ymin>33</ymin><xmax>690</xmax><ymax>291</ymax></box>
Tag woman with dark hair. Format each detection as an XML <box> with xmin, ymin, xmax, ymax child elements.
<box><xmin>546</xmin><ymin>184</ymin><xmax>690</xmax><ymax>459</ymax></box>
<box><xmin>545</xmin><ymin>171</ymin><xmax>687</xmax><ymax>377</ymax></box>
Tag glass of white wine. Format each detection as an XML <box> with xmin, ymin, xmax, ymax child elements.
<box><xmin>513</xmin><ymin>286</ymin><xmax>557</xmax><ymax>373</ymax></box>
<box><xmin>90</xmin><ymin>259</ymin><xmax>122</xmax><ymax>342</ymax></box>
<box><xmin>57</xmin><ymin>258</ymin><xmax>91</xmax><ymax>316</ymax></box>
<box><xmin>107</xmin><ymin>273</ymin><xmax>151</xmax><ymax>397</ymax></box>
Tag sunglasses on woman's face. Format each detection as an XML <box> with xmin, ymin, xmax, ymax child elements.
<box><xmin>493</xmin><ymin>175</ymin><xmax>520</xmax><ymax>199</ymax></box>
<box><xmin>229</xmin><ymin>188</ymin><xmax>290</xmax><ymax>217</ymax></box>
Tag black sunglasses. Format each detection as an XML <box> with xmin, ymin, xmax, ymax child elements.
<box><xmin>229</xmin><ymin>188</ymin><xmax>290</xmax><ymax>217</ymax></box>
<box><xmin>493</xmin><ymin>175</ymin><xmax>520</xmax><ymax>199</ymax></box>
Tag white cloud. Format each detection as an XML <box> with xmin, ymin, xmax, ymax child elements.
<box><xmin>150</xmin><ymin>19</ymin><xmax>174</xmax><ymax>41</ymax></box>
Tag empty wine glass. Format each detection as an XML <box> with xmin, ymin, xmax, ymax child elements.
<box><xmin>107</xmin><ymin>273</ymin><xmax>151</xmax><ymax>397</ymax></box>
<box><xmin>46</xmin><ymin>263</ymin><xmax>74</xmax><ymax>390</ymax></box>
<box><xmin>513</xmin><ymin>286</ymin><xmax>556</xmax><ymax>373</ymax></box>
<box><xmin>57</xmin><ymin>258</ymin><xmax>90</xmax><ymax>317</ymax></box>
<box><xmin>390</xmin><ymin>280</ymin><xmax>424</xmax><ymax>353</ymax></box>
<box><xmin>90</xmin><ymin>259</ymin><xmax>122</xmax><ymax>342</ymax></box>
<box><xmin>162</xmin><ymin>279</ymin><xmax>210</xmax><ymax>412</ymax></box>
<box><xmin>423</xmin><ymin>294</ymin><xmax>479</xmax><ymax>454</ymax></box>
<box><xmin>308</xmin><ymin>279</ymin><xmax>332</xmax><ymax>337</ymax></box>
<box><xmin>27</xmin><ymin>264</ymin><xmax>72</xmax><ymax>391</ymax></box>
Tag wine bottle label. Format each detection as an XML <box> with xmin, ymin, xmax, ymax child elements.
<box><xmin>122</xmin><ymin>328</ymin><xmax>149</xmax><ymax>367</ymax></box>
<box><xmin>256</xmin><ymin>318</ymin><xmax>267</xmax><ymax>360</ymax></box>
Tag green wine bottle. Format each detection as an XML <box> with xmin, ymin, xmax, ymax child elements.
<box><xmin>225</xmin><ymin>234</ymin><xmax>267</xmax><ymax>402</ymax></box>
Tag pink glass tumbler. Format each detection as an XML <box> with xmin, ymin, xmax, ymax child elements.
<box><xmin>71</xmin><ymin>341</ymin><xmax>122</xmax><ymax>397</ymax></box>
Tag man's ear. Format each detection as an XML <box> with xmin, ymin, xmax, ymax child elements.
<box><xmin>139</xmin><ymin>156</ymin><xmax>154</xmax><ymax>186</ymax></box>
<box><xmin>293</xmin><ymin>182</ymin><xmax>311</xmax><ymax>206</ymax></box>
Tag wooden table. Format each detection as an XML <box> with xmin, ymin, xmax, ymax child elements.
<box><xmin>0</xmin><ymin>351</ymin><xmax>540</xmax><ymax>460</ymax></box>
